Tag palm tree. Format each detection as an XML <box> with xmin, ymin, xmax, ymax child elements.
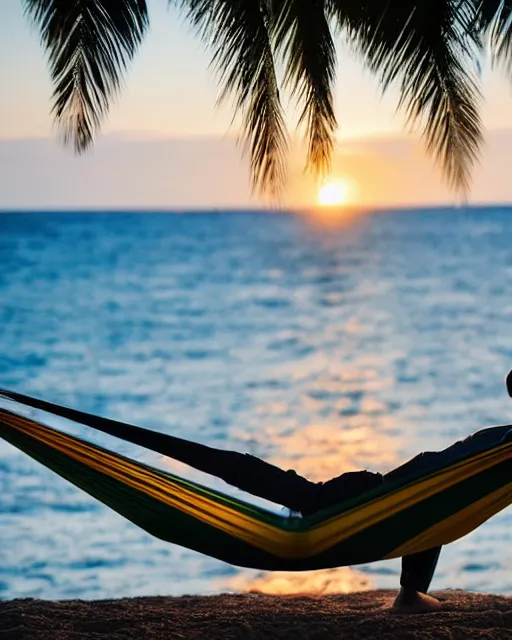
<box><xmin>22</xmin><ymin>1</ymin><xmax>512</xmax><ymax>197</ymax></box>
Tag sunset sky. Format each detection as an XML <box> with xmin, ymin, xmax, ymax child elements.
<box><xmin>2</xmin><ymin>1</ymin><xmax>512</xmax><ymax>209</ymax></box>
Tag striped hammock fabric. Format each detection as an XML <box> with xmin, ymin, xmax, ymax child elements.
<box><xmin>0</xmin><ymin>389</ymin><xmax>511</xmax><ymax>571</ymax></box>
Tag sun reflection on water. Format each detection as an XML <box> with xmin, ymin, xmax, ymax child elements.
<box><xmin>221</xmin><ymin>566</ymin><xmax>373</xmax><ymax>595</ymax></box>
<box><xmin>227</xmin><ymin>361</ymin><xmax>403</xmax><ymax>594</ymax></box>
<box><xmin>151</xmin><ymin>352</ymin><xmax>406</xmax><ymax>596</ymax></box>
<box><xmin>268</xmin><ymin>420</ymin><xmax>399</xmax><ymax>482</ymax></box>
<box><xmin>156</xmin><ymin>361</ymin><xmax>403</xmax><ymax>596</ymax></box>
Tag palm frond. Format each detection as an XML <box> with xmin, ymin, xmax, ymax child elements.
<box><xmin>477</xmin><ymin>0</ymin><xmax>508</xmax><ymax>31</ymax></box>
<box><xmin>483</xmin><ymin>1</ymin><xmax>512</xmax><ymax>76</ymax></box>
<box><xmin>24</xmin><ymin>0</ymin><xmax>149</xmax><ymax>152</ymax></box>
<box><xmin>330</xmin><ymin>0</ymin><xmax>483</xmax><ymax>193</ymax></box>
<box><xmin>272</xmin><ymin>0</ymin><xmax>337</xmax><ymax>177</ymax></box>
<box><xmin>175</xmin><ymin>0</ymin><xmax>288</xmax><ymax>195</ymax></box>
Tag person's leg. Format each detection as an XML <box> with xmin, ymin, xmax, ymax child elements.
<box><xmin>383</xmin><ymin>448</ymin><xmax>446</xmax><ymax>613</ymax></box>
<box><xmin>401</xmin><ymin>547</ymin><xmax>442</xmax><ymax>593</ymax></box>
<box><xmin>383</xmin><ymin>424</ymin><xmax>512</xmax><ymax>613</ymax></box>
<box><xmin>155</xmin><ymin>434</ymin><xmax>317</xmax><ymax>512</ymax></box>
<box><xmin>392</xmin><ymin>547</ymin><xmax>443</xmax><ymax>614</ymax></box>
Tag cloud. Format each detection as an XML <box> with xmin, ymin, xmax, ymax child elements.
<box><xmin>0</xmin><ymin>135</ymin><xmax>252</xmax><ymax>210</ymax></box>
<box><xmin>1</xmin><ymin>129</ymin><xmax>511</xmax><ymax>209</ymax></box>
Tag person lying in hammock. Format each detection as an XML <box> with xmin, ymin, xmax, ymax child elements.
<box><xmin>156</xmin><ymin>420</ymin><xmax>511</xmax><ymax>614</ymax></box>
<box><xmin>1</xmin><ymin>380</ymin><xmax>510</xmax><ymax>614</ymax></box>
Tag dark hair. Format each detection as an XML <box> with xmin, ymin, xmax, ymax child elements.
<box><xmin>506</xmin><ymin>370</ymin><xmax>512</xmax><ymax>398</ymax></box>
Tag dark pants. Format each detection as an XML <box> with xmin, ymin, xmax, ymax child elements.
<box><xmin>161</xmin><ymin>424</ymin><xmax>511</xmax><ymax>593</ymax></box>
<box><xmin>382</xmin><ymin>424</ymin><xmax>510</xmax><ymax>591</ymax></box>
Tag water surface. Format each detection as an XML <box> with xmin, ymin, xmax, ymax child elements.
<box><xmin>1</xmin><ymin>208</ymin><xmax>511</xmax><ymax>598</ymax></box>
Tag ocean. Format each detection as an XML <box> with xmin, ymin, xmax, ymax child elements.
<box><xmin>0</xmin><ymin>208</ymin><xmax>511</xmax><ymax>600</ymax></box>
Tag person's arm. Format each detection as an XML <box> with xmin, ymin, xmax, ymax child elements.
<box><xmin>141</xmin><ymin>433</ymin><xmax>316</xmax><ymax>512</ymax></box>
<box><xmin>163</xmin><ymin>437</ymin><xmax>384</xmax><ymax>514</ymax></box>
<box><xmin>0</xmin><ymin>388</ymin><xmax>315</xmax><ymax>510</ymax></box>
<box><xmin>301</xmin><ymin>470</ymin><xmax>383</xmax><ymax>515</ymax></box>
<box><xmin>228</xmin><ymin>453</ymin><xmax>317</xmax><ymax>512</ymax></box>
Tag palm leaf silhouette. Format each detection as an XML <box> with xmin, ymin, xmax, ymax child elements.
<box><xmin>176</xmin><ymin>0</ymin><xmax>288</xmax><ymax>194</ymax></box>
<box><xmin>24</xmin><ymin>0</ymin><xmax>149</xmax><ymax>151</ymax></box>
<box><xmin>23</xmin><ymin>1</ymin><xmax>512</xmax><ymax>196</ymax></box>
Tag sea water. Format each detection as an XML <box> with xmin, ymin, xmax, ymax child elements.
<box><xmin>0</xmin><ymin>208</ymin><xmax>511</xmax><ymax>599</ymax></box>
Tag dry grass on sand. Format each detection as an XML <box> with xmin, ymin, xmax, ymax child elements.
<box><xmin>0</xmin><ymin>590</ymin><xmax>510</xmax><ymax>639</ymax></box>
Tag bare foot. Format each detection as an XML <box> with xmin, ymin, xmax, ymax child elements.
<box><xmin>390</xmin><ymin>588</ymin><xmax>442</xmax><ymax>614</ymax></box>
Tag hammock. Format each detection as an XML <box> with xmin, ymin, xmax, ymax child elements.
<box><xmin>0</xmin><ymin>388</ymin><xmax>511</xmax><ymax>572</ymax></box>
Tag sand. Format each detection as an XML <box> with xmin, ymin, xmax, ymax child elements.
<box><xmin>0</xmin><ymin>590</ymin><xmax>510</xmax><ymax>639</ymax></box>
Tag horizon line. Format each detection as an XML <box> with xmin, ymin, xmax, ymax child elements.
<box><xmin>1</xmin><ymin>203</ymin><xmax>512</xmax><ymax>214</ymax></box>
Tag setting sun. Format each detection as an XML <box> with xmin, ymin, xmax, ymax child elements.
<box><xmin>318</xmin><ymin>180</ymin><xmax>350</xmax><ymax>207</ymax></box>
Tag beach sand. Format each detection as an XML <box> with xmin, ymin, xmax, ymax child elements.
<box><xmin>1</xmin><ymin>590</ymin><xmax>510</xmax><ymax>639</ymax></box>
